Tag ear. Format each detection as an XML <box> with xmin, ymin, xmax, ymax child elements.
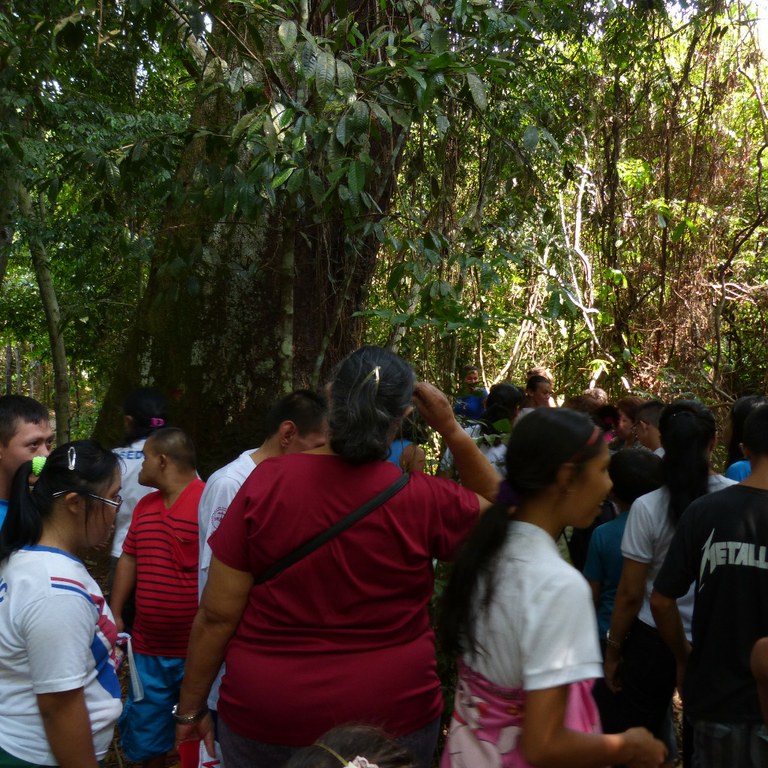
<box><xmin>61</xmin><ymin>491</ymin><xmax>85</xmax><ymax>516</ymax></box>
<box><xmin>742</xmin><ymin>443</ymin><xmax>752</xmax><ymax>462</ymax></box>
<box><xmin>278</xmin><ymin>421</ymin><xmax>298</xmax><ymax>450</ymax></box>
<box><xmin>555</xmin><ymin>462</ymin><xmax>577</xmax><ymax>494</ymax></box>
<box><xmin>158</xmin><ymin>453</ymin><xmax>169</xmax><ymax>471</ymax></box>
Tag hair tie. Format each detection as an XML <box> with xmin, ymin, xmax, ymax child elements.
<box><xmin>316</xmin><ymin>743</ymin><xmax>379</xmax><ymax>768</ymax></box>
<box><xmin>150</xmin><ymin>417</ymin><xmax>165</xmax><ymax>428</ymax></box>
<box><xmin>67</xmin><ymin>446</ymin><xmax>77</xmax><ymax>471</ymax></box>
<box><xmin>497</xmin><ymin>479</ymin><xmax>522</xmax><ymax>508</ymax></box>
<box><xmin>31</xmin><ymin>456</ymin><xmax>47</xmax><ymax>476</ymax></box>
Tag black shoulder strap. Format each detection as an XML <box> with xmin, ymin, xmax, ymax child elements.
<box><xmin>254</xmin><ymin>472</ymin><xmax>411</xmax><ymax>585</ymax></box>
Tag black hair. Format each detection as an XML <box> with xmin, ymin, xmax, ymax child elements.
<box><xmin>479</xmin><ymin>383</ymin><xmax>524</xmax><ymax>435</ymax></box>
<box><xmin>659</xmin><ymin>400</ymin><xmax>716</xmax><ymax>527</ymax></box>
<box><xmin>0</xmin><ymin>395</ymin><xmax>49</xmax><ymax>444</ymax></box>
<box><xmin>726</xmin><ymin>396</ymin><xmax>768</xmax><ymax>467</ymax></box>
<box><xmin>595</xmin><ymin>404</ymin><xmax>620</xmax><ymax>432</ymax></box>
<box><xmin>441</xmin><ymin>408</ymin><xmax>603</xmax><ymax>658</ymax></box>
<box><xmin>283</xmin><ymin>725</ymin><xmax>418</xmax><ymax>768</ymax></box>
<box><xmin>123</xmin><ymin>388</ymin><xmax>169</xmax><ymax>442</ymax></box>
<box><xmin>636</xmin><ymin>400</ymin><xmax>665</xmax><ymax>429</ymax></box>
<box><xmin>0</xmin><ymin>440</ymin><xmax>118</xmax><ymax>562</ymax></box>
<box><xmin>144</xmin><ymin>427</ymin><xmax>196</xmax><ymax>471</ymax></box>
<box><xmin>329</xmin><ymin>347</ymin><xmax>415</xmax><ymax>465</ymax></box>
<box><xmin>525</xmin><ymin>374</ymin><xmax>550</xmax><ymax>392</ymax></box>
<box><xmin>263</xmin><ymin>390</ymin><xmax>327</xmax><ymax>437</ymax></box>
<box><xmin>742</xmin><ymin>404</ymin><xmax>768</xmax><ymax>457</ymax></box>
<box><xmin>461</xmin><ymin>365</ymin><xmax>479</xmax><ymax>376</ymax></box>
<box><xmin>609</xmin><ymin>449</ymin><xmax>663</xmax><ymax>506</ymax></box>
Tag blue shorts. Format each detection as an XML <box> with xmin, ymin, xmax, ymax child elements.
<box><xmin>118</xmin><ymin>653</ymin><xmax>185</xmax><ymax>762</ymax></box>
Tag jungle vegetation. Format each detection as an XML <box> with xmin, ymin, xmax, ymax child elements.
<box><xmin>2</xmin><ymin>0</ymin><xmax>767</xmax><ymax>470</ymax></box>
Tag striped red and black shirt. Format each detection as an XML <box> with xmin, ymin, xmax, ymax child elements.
<box><xmin>123</xmin><ymin>479</ymin><xmax>204</xmax><ymax>657</ymax></box>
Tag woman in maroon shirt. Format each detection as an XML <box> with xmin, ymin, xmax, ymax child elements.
<box><xmin>175</xmin><ymin>346</ymin><xmax>498</xmax><ymax>768</ymax></box>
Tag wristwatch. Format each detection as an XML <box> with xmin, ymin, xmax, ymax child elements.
<box><xmin>171</xmin><ymin>704</ymin><xmax>208</xmax><ymax>725</ymax></box>
<box><xmin>605</xmin><ymin>629</ymin><xmax>622</xmax><ymax>650</ymax></box>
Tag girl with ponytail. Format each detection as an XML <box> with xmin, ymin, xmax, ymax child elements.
<box><xmin>0</xmin><ymin>440</ymin><xmax>122</xmax><ymax>768</ymax></box>
<box><xmin>604</xmin><ymin>400</ymin><xmax>734</xmax><ymax>759</ymax></box>
<box><xmin>440</xmin><ymin>408</ymin><xmax>666</xmax><ymax>768</ymax></box>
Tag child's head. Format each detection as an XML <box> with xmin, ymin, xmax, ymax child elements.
<box><xmin>634</xmin><ymin>400</ymin><xmax>665</xmax><ymax>451</ymax></box>
<box><xmin>283</xmin><ymin>725</ymin><xmax>418</xmax><ymax>768</ymax></box>
<box><xmin>608</xmin><ymin>449</ymin><xmax>663</xmax><ymax>510</ymax></box>
<box><xmin>0</xmin><ymin>395</ymin><xmax>53</xmax><ymax>498</ymax></box>
<box><xmin>506</xmin><ymin>408</ymin><xmax>604</xmax><ymax>494</ymax></box>
<box><xmin>726</xmin><ymin>395</ymin><xmax>768</xmax><ymax>466</ymax></box>
<box><xmin>139</xmin><ymin>427</ymin><xmax>196</xmax><ymax>489</ymax></box>
<box><xmin>123</xmin><ymin>388</ymin><xmax>169</xmax><ymax>442</ymax></box>
<box><xmin>0</xmin><ymin>440</ymin><xmax>119</xmax><ymax>561</ymax></box>
<box><xmin>742</xmin><ymin>404</ymin><xmax>768</xmax><ymax>459</ymax></box>
<box><xmin>481</xmin><ymin>383</ymin><xmax>524</xmax><ymax>434</ymax></box>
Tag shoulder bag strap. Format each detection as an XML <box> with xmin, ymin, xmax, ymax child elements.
<box><xmin>254</xmin><ymin>472</ymin><xmax>411</xmax><ymax>585</ymax></box>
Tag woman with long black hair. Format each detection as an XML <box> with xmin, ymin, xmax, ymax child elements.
<box><xmin>0</xmin><ymin>441</ymin><xmax>123</xmax><ymax>767</ymax></box>
<box><xmin>440</xmin><ymin>408</ymin><xmax>665</xmax><ymax>767</ymax></box>
<box><xmin>604</xmin><ymin>400</ymin><xmax>734</xmax><ymax>759</ymax></box>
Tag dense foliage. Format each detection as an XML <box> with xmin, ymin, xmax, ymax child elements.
<box><xmin>1</xmin><ymin>0</ymin><xmax>768</xmax><ymax>453</ymax></box>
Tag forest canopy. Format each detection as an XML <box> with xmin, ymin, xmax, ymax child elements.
<box><xmin>2</xmin><ymin>0</ymin><xmax>768</xmax><ymax>467</ymax></box>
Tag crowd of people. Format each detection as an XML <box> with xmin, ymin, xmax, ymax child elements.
<box><xmin>0</xmin><ymin>351</ymin><xmax>766</xmax><ymax>768</ymax></box>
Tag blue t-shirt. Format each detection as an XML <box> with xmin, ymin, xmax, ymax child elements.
<box><xmin>0</xmin><ymin>499</ymin><xmax>8</xmax><ymax>531</ymax></box>
<box><xmin>725</xmin><ymin>459</ymin><xmax>751</xmax><ymax>482</ymax></box>
<box><xmin>583</xmin><ymin>511</ymin><xmax>629</xmax><ymax>637</ymax></box>
<box><xmin>387</xmin><ymin>439</ymin><xmax>412</xmax><ymax>472</ymax></box>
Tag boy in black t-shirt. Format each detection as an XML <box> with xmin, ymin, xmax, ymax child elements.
<box><xmin>651</xmin><ymin>405</ymin><xmax>768</xmax><ymax>768</ymax></box>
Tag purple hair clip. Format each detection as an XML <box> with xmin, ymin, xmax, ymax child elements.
<box><xmin>150</xmin><ymin>417</ymin><xmax>165</xmax><ymax>428</ymax></box>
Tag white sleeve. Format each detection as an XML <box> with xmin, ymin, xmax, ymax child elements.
<box><xmin>19</xmin><ymin>595</ymin><xmax>96</xmax><ymax>694</ymax></box>
<box><xmin>621</xmin><ymin>495</ymin><xmax>655</xmax><ymax>563</ymax></box>
<box><xmin>521</xmin><ymin>573</ymin><xmax>602</xmax><ymax>691</ymax></box>
<box><xmin>198</xmin><ymin>476</ymin><xmax>242</xmax><ymax>578</ymax></box>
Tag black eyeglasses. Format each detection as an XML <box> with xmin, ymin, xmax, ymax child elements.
<box><xmin>53</xmin><ymin>491</ymin><xmax>122</xmax><ymax>508</ymax></box>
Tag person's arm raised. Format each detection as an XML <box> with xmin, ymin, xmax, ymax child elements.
<box><xmin>413</xmin><ymin>381</ymin><xmax>499</xmax><ymax>503</ymax></box>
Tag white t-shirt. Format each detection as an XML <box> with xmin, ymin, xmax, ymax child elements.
<box><xmin>439</xmin><ymin>425</ymin><xmax>507</xmax><ymax>478</ymax></box>
<box><xmin>111</xmin><ymin>439</ymin><xmax>156</xmax><ymax>558</ymax></box>
<box><xmin>197</xmin><ymin>448</ymin><xmax>258</xmax><ymax>711</ymax></box>
<box><xmin>0</xmin><ymin>546</ymin><xmax>122</xmax><ymax>763</ymax></box>
<box><xmin>466</xmin><ymin>521</ymin><xmax>602</xmax><ymax>690</ymax></box>
<box><xmin>621</xmin><ymin>475</ymin><xmax>734</xmax><ymax>634</ymax></box>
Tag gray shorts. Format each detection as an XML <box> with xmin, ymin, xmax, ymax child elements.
<box><xmin>692</xmin><ymin>720</ymin><xmax>768</xmax><ymax>768</ymax></box>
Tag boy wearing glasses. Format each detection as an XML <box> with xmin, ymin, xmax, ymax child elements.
<box><xmin>110</xmin><ymin>427</ymin><xmax>204</xmax><ymax>768</ymax></box>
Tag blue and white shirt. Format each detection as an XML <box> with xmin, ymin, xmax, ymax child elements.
<box><xmin>0</xmin><ymin>545</ymin><xmax>122</xmax><ymax>763</ymax></box>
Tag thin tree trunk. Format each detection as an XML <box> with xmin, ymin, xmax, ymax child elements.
<box><xmin>19</xmin><ymin>188</ymin><xmax>71</xmax><ymax>441</ymax></box>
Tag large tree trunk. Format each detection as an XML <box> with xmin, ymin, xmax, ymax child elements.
<box><xmin>94</xmin><ymin>5</ymin><xmax>406</xmax><ymax>474</ymax></box>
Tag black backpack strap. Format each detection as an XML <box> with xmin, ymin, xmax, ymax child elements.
<box><xmin>255</xmin><ymin>472</ymin><xmax>411</xmax><ymax>585</ymax></box>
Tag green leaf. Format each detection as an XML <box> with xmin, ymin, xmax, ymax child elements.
<box><xmin>657</xmin><ymin>212</ymin><xmax>667</xmax><ymax>229</ymax></box>
<box><xmin>522</xmin><ymin>126</ymin><xmax>539</xmax><ymax>152</ymax></box>
<box><xmin>347</xmin><ymin>162</ymin><xmax>366</xmax><ymax>194</ymax></box>
<box><xmin>430</xmin><ymin>26</ymin><xmax>448</xmax><ymax>54</ymax></box>
<box><xmin>369</xmin><ymin>102</ymin><xmax>392</xmax><ymax>133</ymax></box>
<box><xmin>405</xmin><ymin>66</ymin><xmax>427</xmax><ymax>91</ymax></box>
<box><xmin>272</xmin><ymin>166</ymin><xmax>295</xmax><ymax>188</ymax></box>
<box><xmin>465</xmin><ymin>71</ymin><xmax>487</xmax><ymax>112</ymax></box>
<box><xmin>232</xmin><ymin>111</ymin><xmax>259</xmax><ymax>143</ymax></box>
<box><xmin>2</xmin><ymin>133</ymin><xmax>24</xmax><ymax>160</ymax></box>
<box><xmin>315</xmin><ymin>50</ymin><xmax>336</xmax><ymax>98</ymax></box>
<box><xmin>336</xmin><ymin>60</ymin><xmax>355</xmax><ymax>95</ymax></box>
<box><xmin>336</xmin><ymin>114</ymin><xmax>350</xmax><ymax>146</ymax></box>
<box><xmin>278</xmin><ymin>20</ymin><xmax>297</xmax><ymax>51</ymax></box>
<box><xmin>436</xmin><ymin>114</ymin><xmax>450</xmax><ymax>137</ymax></box>
<box><xmin>105</xmin><ymin>158</ymin><xmax>120</xmax><ymax>187</ymax></box>
<box><xmin>301</xmin><ymin>41</ymin><xmax>318</xmax><ymax>78</ymax></box>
